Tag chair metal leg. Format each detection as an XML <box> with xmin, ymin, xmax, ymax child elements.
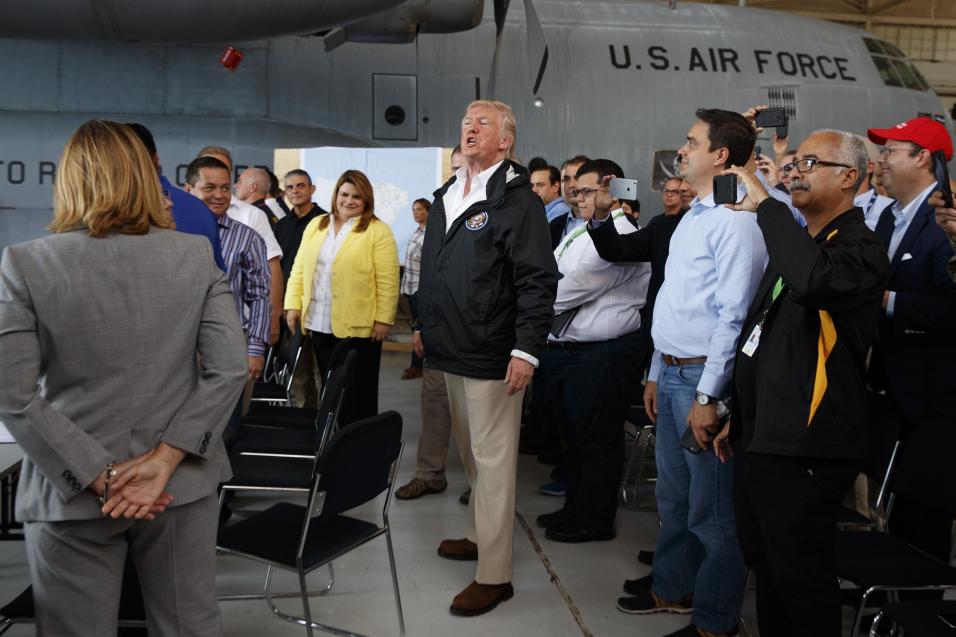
<box><xmin>259</xmin><ymin>565</ymin><xmax>368</xmax><ymax>637</ymax></box>
<box><xmin>218</xmin><ymin>561</ymin><xmax>333</xmax><ymax>601</ymax></box>
<box><xmin>385</xmin><ymin>528</ymin><xmax>406</xmax><ymax>637</ymax></box>
<box><xmin>852</xmin><ymin>588</ymin><xmax>876</xmax><ymax>636</ymax></box>
<box><xmin>298</xmin><ymin>569</ymin><xmax>315</xmax><ymax>637</ymax></box>
<box><xmin>868</xmin><ymin>609</ymin><xmax>886</xmax><ymax>637</ymax></box>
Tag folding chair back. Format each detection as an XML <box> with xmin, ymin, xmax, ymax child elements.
<box><xmin>890</xmin><ymin>423</ymin><xmax>956</xmax><ymax>519</ymax></box>
<box><xmin>311</xmin><ymin>410</ymin><xmax>403</xmax><ymax>519</ymax></box>
<box><xmin>325</xmin><ymin>339</ymin><xmax>354</xmax><ymax>384</ymax></box>
<box><xmin>312</xmin><ymin>359</ymin><xmax>352</xmax><ymax>454</ymax></box>
<box><xmin>862</xmin><ymin>391</ymin><xmax>901</xmax><ymax>482</ymax></box>
<box><xmin>274</xmin><ymin>324</ymin><xmax>304</xmax><ymax>388</ymax></box>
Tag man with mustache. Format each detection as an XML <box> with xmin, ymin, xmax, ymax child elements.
<box><xmin>718</xmin><ymin>130</ymin><xmax>888</xmax><ymax>637</ymax></box>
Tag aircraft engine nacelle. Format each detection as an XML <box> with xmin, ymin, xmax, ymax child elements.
<box><xmin>0</xmin><ymin>0</ymin><xmax>412</xmax><ymax>43</ymax></box>
<box><xmin>323</xmin><ymin>0</ymin><xmax>484</xmax><ymax>49</ymax></box>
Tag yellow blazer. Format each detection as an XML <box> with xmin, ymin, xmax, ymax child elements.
<box><xmin>285</xmin><ymin>216</ymin><xmax>399</xmax><ymax>338</ymax></box>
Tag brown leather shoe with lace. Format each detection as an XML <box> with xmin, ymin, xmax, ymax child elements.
<box><xmin>437</xmin><ymin>538</ymin><xmax>478</xmax><ymax>561</ymax></box>
<box><xmin>449</xmin><ymin>581</ymin><xmax>514</xmax><ymax>616</ymax></box>
<box><xmin>394</xmin><ymin>477</ymin><xmax>446</xmax><ymax>500</ymax></box>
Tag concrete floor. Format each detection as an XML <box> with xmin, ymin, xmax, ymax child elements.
<box><xmin>0</xmin><ymin>350</ymin><xmax>759</xmax><ymax>636</ymax></box>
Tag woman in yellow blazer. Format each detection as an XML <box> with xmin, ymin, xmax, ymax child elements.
<box><xmin>285</xmin><ymin>169</ymin><xmax>399</xmax><ymax>423</ymax></box>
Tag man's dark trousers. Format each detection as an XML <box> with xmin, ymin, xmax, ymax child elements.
<box><xmin>539</xmin><ymin>330</ymin><xmax>639</xmax><ymax>531</ymax></box>
<box><xmin>734</xmin><ymin>450</ymin><xmax>859</xmax><ymax>637</ymax></box>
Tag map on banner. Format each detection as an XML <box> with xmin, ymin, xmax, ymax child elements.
<box><xmin>299</xmin><ymin>147</ymin><xmax>443</xmax><ymax>257</ymax></box>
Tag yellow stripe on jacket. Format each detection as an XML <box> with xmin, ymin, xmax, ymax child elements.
<box><xmin>808</xmin><ymin>228</ymin><xmax>841</xmax><ymax>426</ymax></box>
<box><xmin>284</xmin><ymin>217</ymin><xmax>399</xmax><ymax>338</ymax></box>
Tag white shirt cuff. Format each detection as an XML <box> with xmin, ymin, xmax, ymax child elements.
<box><xmin>510</xmin><ymin>349</ymin><xmax>540</xmax><ymax>368</ymax></box>
<box><xmin>886</xmin><ymin>291</ymin><xmax>897</xmax><ymax>317</ymax></box>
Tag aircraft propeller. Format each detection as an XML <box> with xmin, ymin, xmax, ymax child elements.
<box><xmin>487</xmin><ymin>0</ymin><xmax>549</xmax><ymax>103</ymax></box>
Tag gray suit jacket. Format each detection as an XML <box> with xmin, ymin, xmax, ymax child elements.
<box><xmin>0</xmin><ymin>228</ymin><xmax>248</xmax><ymax>522</ymax></box>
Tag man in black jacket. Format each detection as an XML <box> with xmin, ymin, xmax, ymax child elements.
<box><xmin>414</xmin><ymin>100</ymin><xmax>558</xmax><ymax>616</ymax></box>
<box><xmin>716</xmin><ymin>130</ymin><xmax>889</xmax><ymax>637</ymax></box>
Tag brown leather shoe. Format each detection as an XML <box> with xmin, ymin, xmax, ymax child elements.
<box><xmin>450</xmin><ymin>581</ymin><xmax>514</xmax><ymax>616</ymax></box>
<box><xmin>394</xmin><ymin>477</ymin><xmax>447</xmax><ymax>500</ymax></box>
<box><xmin>400</xmin><ymin>367</ymin><xmax>423</xmax><ymax>380</ymax></box>
<box><xmin>437</xmin><ymin>538</ymin><xmax>478</xmax><ymax>561</ymax></box>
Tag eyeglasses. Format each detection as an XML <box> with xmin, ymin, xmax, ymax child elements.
<box><xmin>574</xmin><ymin>187</ymin><xmax>606</xmax><ymax>199</ymax></box>
<box><xmin>879</xmin><ymin>145</ymin><xmax>920</xmax><ymax>157</ymax></box>
<box><xmin>662</xmin><ymin>189</ymin><xmax>681</xmax><ymax>195</ymax></box>
<box><xmin>781</xmin><ymin>158</ymin><xmax>852</xmax><ymax>174</ymax></box>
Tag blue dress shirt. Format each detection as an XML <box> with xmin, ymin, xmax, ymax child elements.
<box><xmin>160</xmin><ymin>175</ymin><xmax>226</xmax><ymax>272</ymax></box>
<box><xmin>648</xmin><ymin>193</ymin><xmax>768</xmax><ymax>397</ymax></box>
<box><xmin>545</xmin><ymin>197</ymin><xmax>572</xmax><ymax>223</ymax></box>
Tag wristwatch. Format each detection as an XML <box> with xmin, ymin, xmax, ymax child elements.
<box><xmin>696</xmin><ymin>391</ymin><xmax>716</xmax><ymax>406</ymax></box>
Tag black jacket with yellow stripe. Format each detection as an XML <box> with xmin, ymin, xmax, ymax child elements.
<box><xmin>731</xmin><ymin>200</ymin><xmax>889</xmax><ymax>459</ymax></box>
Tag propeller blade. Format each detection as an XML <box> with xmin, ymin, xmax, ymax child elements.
<box><xmin>523</xmin><ymin>0</ymin><xmax>548</xmax><ymax>96</ymax></box>
<box><xmin>487</xmin><ymin>0</ymin><xmax>510</xmax><ymax>98</ymax></box>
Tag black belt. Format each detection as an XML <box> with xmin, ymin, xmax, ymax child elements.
<box><xmin>546</xmin><ymin>338</ymin><xmax>611</xmax><ymax>351</ymax></box>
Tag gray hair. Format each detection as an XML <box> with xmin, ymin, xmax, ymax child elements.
<box><xmin>814</xmin><ymin>129</ymin><xmax>868</xmax><ymax>191</ymax></box>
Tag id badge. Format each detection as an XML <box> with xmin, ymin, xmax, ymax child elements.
<box><xmin>741</xmin><ymin>323</ymin><xmax>762</xmax><ymax>357</ymax></box>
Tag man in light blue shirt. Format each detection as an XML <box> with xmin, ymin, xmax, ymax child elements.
<box><xmin>531</xmin><ymin>164</ymin><xmax>572</xmax><ymax>223</ymax></box>
<box><xmin>615</xmin><ymin>109</ymin><xmax>767</xmax><ymax>637</ymax></box>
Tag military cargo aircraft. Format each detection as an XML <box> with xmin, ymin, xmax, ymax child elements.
<box><xmin>0</xmin><ymin>0</ymin><xmax>951</xmax><ymax>247</ymax></box>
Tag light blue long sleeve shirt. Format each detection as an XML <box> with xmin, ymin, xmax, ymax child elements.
<box><xmin>545</xmin><ymin>197</ymin><xmax>572</xmax><ymax>223</ymax></box>
<box><xmin>648</xmin><ymin>193</ymin><xmax>768</xmax><ymax>397</ymax></box>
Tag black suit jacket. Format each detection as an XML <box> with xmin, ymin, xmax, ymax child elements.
<box><xmin>549</xmin><ymin>212</ymin><xmax>569</xmax><ymax>250</ymax></box>
<box><xmin>869</xmin><ymin>193</ymin><xmax>956</xmax><ymax>428</ymax></box>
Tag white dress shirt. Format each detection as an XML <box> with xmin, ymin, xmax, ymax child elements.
<box><xmin>228</xmin><ymin>196</ymin><xmax>283</xmax><ymax>261</ymax></box>
<box><xmin>305</xmin><ymin>217</ymin><xmax>356</xmax><ymax>334</ymax></box>
<box><xmin>550</xmin><ymin>209</ymin><xmax>651</xmax><ymax>342</ymax></box>
<box><xmin>264</xmin><ymin>198</ymin><xmax>287</xmax><ymax>221</ymax></box>
<box><xmin>885</xmin><ymin>182</ymin><xmax>937</xmax><ymax>317</ymax></box>
<box><xmin>648</xmin><ymin>193</ymin><xmax>768</xmax><ymax>397</ymax></box>
<box><xmin>441</xmin><ymin>161</ymin><xmax>538</xmax><ymax>367</ymax></box>
<box><xmin>854</xmin><ymin>188</ymin><xmax>895</xmax><ymax>231</ymax></box>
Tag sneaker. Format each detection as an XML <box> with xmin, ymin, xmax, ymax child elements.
<box><xmin>395</xmin><ymin>477</ymin><xmax>447</xmax><ymax>500</ymax></box>
<box><xmin>622</xmin><ymin>573</ymin><xmax>653</xmax><ymax>595</ymax></box>
<box><xmin>616</xmin><ymin>591</ymin><xmax>693</xmax><ymax>615</ymax></box>
<box><xmin>538</xmin><ymin>481</ymin><xmax>566</xmax><ymax>497</ymax></box>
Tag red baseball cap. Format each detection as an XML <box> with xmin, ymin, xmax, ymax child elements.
<box><xmin>868</xmin><ymin>117</ymin><xmax>953</xmax><ymax>161</ymax></box>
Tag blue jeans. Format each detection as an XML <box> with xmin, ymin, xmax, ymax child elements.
<box><xmin>651</xmin><ymin>362</ymin><xmax>745</xmax><ymax>633</ymax></box>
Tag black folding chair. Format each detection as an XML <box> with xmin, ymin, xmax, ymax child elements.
<box><xmin>232</xmin><ymin>351</ymin><xmax>355</xmax><ymax>458</ymax></box>
<box><xmin>621</xmin><ymin>403</ymin><xmax>656</xmax><ymax>509</ymax></box>
<box><xmin>0</xmin><ymin>560</ymin><xmax>147</xmax><ymax>635</ymax></box>
<box><xmin>837</xmin><ymin>423</ymin><xmax>956</xmax><ymax>635</ymax></box>
<box><xmin>837</xmin><ymin>391</ymin><xmax>901</xmax><ymax>531</ymax></box>
<box><xmin>243</xmin><ymin>338</ymin><xmax>355</xmax><ymax>430</ymax></box>
<box><xmin>217</xmin><ymin>411</ymin><xmax>405</xmax><ymax>637</ymax></box>
<box><xmin>870</xmin><ymin>599</ymin><xmax>956</xmax><ymax>636</ymax></box>
<box><xmin>251</xmin><ymin>325</ymin><xmax>304</xmax><ymax>406</ymax></box>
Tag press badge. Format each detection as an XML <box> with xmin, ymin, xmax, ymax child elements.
<box><xmin>741</xmin><ymin>323</ymin><xmax>762</xmax><ymax>357</ymax></box>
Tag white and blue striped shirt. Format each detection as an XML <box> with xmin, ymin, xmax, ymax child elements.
<box><xmin>217</xmin><ymin>213</ymin><xmax>272</xmax><ymax>357</ymax></box>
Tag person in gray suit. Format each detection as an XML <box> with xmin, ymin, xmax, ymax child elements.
<box><xmin>0</xmin><ymin>120</ymin><xmax>248</xmax><ymax>637</ymax></box>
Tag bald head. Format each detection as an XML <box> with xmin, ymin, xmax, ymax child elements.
<box><xmin>235</xmin><ymin>167</ymin><xmax>270</xmax><ymax>203</ymax></box>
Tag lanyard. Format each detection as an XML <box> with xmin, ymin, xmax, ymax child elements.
<box><xmin>557</xmin><ymin>211</ymin><xmax>625</xmax><ymax>261</ymax></box>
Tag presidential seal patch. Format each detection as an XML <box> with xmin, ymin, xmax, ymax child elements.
<box><xmin>465</xmin><ymin>211</ymin><xmax>489</xmax><ymax>231</ymax></box>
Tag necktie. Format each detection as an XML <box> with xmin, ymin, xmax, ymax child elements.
<box><xmin>874</xmin><ymin>205</ymin><xmax>895</xmax><ymax>250</ymax></box>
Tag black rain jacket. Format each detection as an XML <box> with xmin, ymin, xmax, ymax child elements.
<box><xmin>731</xmin><ymin>200</ymin><xmax>889</xmax><ymax>459</ymax></box>
<box><xmin>418</xmin><ymin>161</ymin><xmax>558</xmax><ymax>379</ymax></box>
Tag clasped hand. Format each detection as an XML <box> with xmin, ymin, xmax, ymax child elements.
<box><xmin>89</xmin><ymin>442</ymin><xmax>185</xmax><ymax>521</ymax></box>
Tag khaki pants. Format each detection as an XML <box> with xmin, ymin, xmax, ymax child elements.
<box><xmin>415</xmin><ymin>368</ymin><xmax>453</xmax><ymax>481</ymax></box>
<box><xmin>444</xmin><ymin>372</ymin><xmax>524</xmax><ymax>585</ymax></box>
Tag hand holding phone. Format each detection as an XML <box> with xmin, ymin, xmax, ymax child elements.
<box><xmin>713</xmin><ymin>174</ymin><xmax>738</xmax><ymax>205</ymax></box>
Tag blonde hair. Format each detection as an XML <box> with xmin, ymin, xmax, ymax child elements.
<box><xmin>465</xmin><ymin>100</ymin><xmax>517</xmax><ymax>160</ymax></box>
<box><xmin>50</xmin><ymin>120</ymin><xmax>173</xmax><ymax>237</ymax></box>
<box><xmin>318</xmin><ymin>170</ymin><xmax>378</xmax><ymax>234</ymax></box>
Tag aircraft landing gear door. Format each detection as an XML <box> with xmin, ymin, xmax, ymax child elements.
<box><xmin>373</xmin><ymin>74</ymin><xmax>417</xmax><ymax>141</ymax></box>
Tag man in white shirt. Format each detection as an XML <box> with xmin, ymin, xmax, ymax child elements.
<box><xmin>533</xmin><ymin>159</ymin><xmax>650</xmax><ymax>544</ymax></box>
<box><xmin>198</xmin><ymin>146</ymin><xmax>284</xmax><ymax>346</ymax></box>
<box><xmin>853</xmin><ymin>136</ymin><xmax>895</xmax><ymax>230</ymax></box>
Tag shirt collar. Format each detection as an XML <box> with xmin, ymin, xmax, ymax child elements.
<box><xmin>216</xmin><ymin>213</ymin><xmax>232</xmax><ymax>229</ymax></box>
<box><xmin>453</xmin><ymin>160</ymin><xmax>504</xmax><ymax>192</ymax></box>
<box><xmin>892</xmin><ymin>182</ymin><xmax>936</xmax><ymax>224</ymax></box>
<box><xmin>854</xmin><ymin>188</ymin><xmax>875</xmax><ymax>206</ymax></box>
<box><xmin>545</xmin><ymin>197</ymin><xmax>565</xmax><ymax>213</ymax></box>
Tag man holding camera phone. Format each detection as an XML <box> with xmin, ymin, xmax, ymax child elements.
<box><xmin>716</xmin><ymin>130</ymin><xmax>888</xmax><ymax>637</ymax></box>
<box><xmin>534</xmin><ymin>159</ymin><xmax>650</xmax><ymax>543</ymax></box>
<box><xmin>610</xmin><ymin>109</ymin><xmax>766</xmax><ymax>637</ymax></box>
